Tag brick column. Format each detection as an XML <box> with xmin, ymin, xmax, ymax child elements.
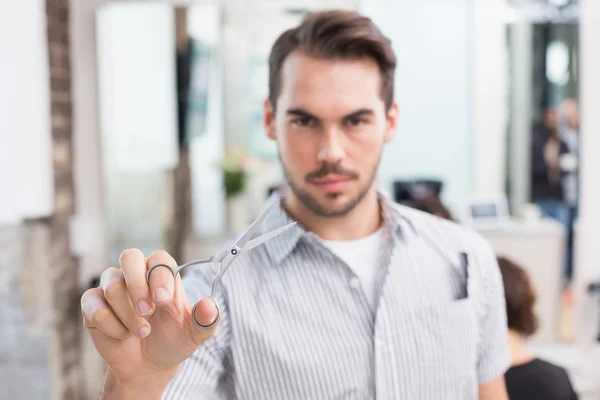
<box><xmin>165</xmin><ymin>7</ymin><xmax>193</xmax><ymax>263</ymax></box>
<box><xmin>45</xmin><ymin>0</ymin><xmax>83</xmax><ymax>398</ymax></box>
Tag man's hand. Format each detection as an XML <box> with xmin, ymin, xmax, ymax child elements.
<box><xmin>81</xmin><ymin>249</ymin><xmax>219</xmax><ymax>398</ymax></box>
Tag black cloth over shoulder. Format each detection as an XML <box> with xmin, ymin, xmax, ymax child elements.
<box><xmin>505</xmin><ymin>358</ymin><xmax>579</xmax><ymax>400</ymax></box>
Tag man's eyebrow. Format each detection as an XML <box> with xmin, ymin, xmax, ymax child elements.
<box><xmin>286</xmin><ymin>108</ymin><xmax>319</xmax><ymax>119</ymax></box>
<box><xmin>344</xmin><ymin>108</ymin><xmax>375</xmax><ymax>119</ymax></box>
<box><xmin>286</xmin><ymin>108</ymin><xmax>375</xmax><ymax>120</ymax></box>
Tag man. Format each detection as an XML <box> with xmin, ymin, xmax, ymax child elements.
<box><xmin>81</xmin><ymin>10</ymin><xmax>511</xmax><ymax>399</ymax></box>
<box><xmin>530</xmin><ymin>107</ymin><xmax>570</xmax><ymax>227</ymax></box>
<box><xmin>558</xmin><ymin>98</ymin><xmax>579</xmax><ymax>283</ymax></box>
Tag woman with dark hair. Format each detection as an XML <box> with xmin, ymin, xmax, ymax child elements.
<box><xmin>498</xmin><ymin>256</ymin><xmax>578</xmax><ymax>400</ymax></box>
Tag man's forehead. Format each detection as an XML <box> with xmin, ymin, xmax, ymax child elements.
<box><xmin>278</xmin><ymin>52</ymin><xmax>384</xmax><ymax>112</ymax></box>
<box><xmin>281</xmin><ymin>52</ymin><xmax>381</xmax><ymax>83</ymax></box>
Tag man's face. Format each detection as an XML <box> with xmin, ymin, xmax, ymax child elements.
<box><xmin>264</xmin><ymin>52</ymin><xmax>398</xmax><ymax>217</ymax></box>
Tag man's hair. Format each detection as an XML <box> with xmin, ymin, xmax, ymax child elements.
<box><xmin>268</xmin><ymin>10</ymin><xmax>396</xmax><ymax>111</ymax></box>
<box><xmin>497</xmin><ymin>256</ymin><xmax>539</xmax><ymax>336</ymax></box>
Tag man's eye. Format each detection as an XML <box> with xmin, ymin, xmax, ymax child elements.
<box><xmin>292</xmin><ymin>117</ymin><xmax>314</xmax><ymax>127</ymax></box>
<box><xmin>347</xmin><ymin>118</ymin><xmax>366</xmax><ymax>127</ymax></box>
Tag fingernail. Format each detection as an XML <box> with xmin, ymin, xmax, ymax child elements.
<box><xmin>194</xmin><ymin>299</ymin><xmax>219</xmax><ymax>327</ymax></box>
<box><xmin>101</xmin><ymin>269</ymin><xmax>123</xmax><ymax>288</ymax></box>
<box><xmin>137</xmin><ymin>300</ymin><xmax>152</xmax><ymax>316</ymax></box>
<box><xmin>82</xmin><ymin>296</ymin><xmax>104</xmax><ymax>320</ymax></box>
<box><xmin>154</xmin><ymin>288</ymin><xmax>170</xmax><ymax>302</ymax></box>
<box><xmin>137</xmin><ymin>326</ymin><xmax>151</xmax><ymax>338</ymax></box>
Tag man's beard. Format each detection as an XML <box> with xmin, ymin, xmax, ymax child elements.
<box><xmin>279</xmin><ymin>152</ymin><xmax>381</xmax><ymax>218</ymax></box>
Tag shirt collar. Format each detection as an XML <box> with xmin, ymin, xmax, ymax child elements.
<box><xmin>261</xmin><ymin>188</ymin><xmax>412</xmax><ymax>265</ymax></box>
<box><xmin>259</xmin><ymin>193</ymin><xmax>305</xmax><ymax>265</ymax></box>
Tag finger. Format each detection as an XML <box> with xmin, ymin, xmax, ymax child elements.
<box><xmin>146</xmin><ymin>250</ymin><xmax>177</xmax><ymax>306</ymax></box>
<box><xmin>187</xmin><ymin>298</ymin><xmax>220</xmax><ymax>344</ymax></box>
<box><xmin>81</xmin><ymin>287</ymin><xmax>129</xmax><ymax>339</ymax></box>
<box><xmin>101</xmin><ymin>268</ymin><xmax>151</xmax><ymax>339</ymax></box>
<box><xmin>120</xmin><ymin>248</ymin><xmax>154</xmax><ymax>317</ymax></box>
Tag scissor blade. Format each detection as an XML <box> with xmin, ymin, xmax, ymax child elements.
<box><xmin>242</xmin><ymin>222</ymin><xmax>297</xmax><ymax>252</ymax></box>
<box><xmin>230</xmin><ymin>195</ymin><xmax>281</xmax><ymax>251</ymax></box>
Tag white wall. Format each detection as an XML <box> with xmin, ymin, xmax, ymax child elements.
<box><xmin>574</xmin><ymin>0</ymin><xmax>600</xmax><ymax>344</ymax></box>
<box><xmin>96</xmin><ymin>3</ymin><xmax>179</xmax><ymax>173</ymax></box>
<box><xmin>364</xmin><ymin>0</ymin><xmax>473</xmax><ymax>212</ymax></box>
<box><xmin>0</xmin><ymin>1</ymin><xmax>54</xmax><ymax>225</ymax></box>
<box><xmin>472</xmin><ymin>0</ymin><xmax>509</xmax><ymax>199</ymax></box>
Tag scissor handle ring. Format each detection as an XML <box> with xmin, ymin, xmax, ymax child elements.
<box><xmin>146</xmin><ymin>262</ymin><xmax>179</xmax><ymax>284</ymax></box>
<box><xmin>147</xmin><ymin>263</ymin><xmax>219</xmax><ymax>329</ymax></box>
<box><xmin>191</xmin><ymin>300</ymin><xmax>220</xmax><ymax>329</ymax></box>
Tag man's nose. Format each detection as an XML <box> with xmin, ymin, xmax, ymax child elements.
<box><xmin>317</xmin><ymin>129</ymin><xmax>346</xmax><ymax>164</ymax></box>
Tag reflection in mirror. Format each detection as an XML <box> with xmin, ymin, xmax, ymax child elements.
<box><xmin>504</xmin><ymin>1</ymin><xmax>580</xmax><ymax>345</ymax></box>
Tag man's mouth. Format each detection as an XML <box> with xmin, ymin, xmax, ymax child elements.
<box><xmin>310</xmin><ymin>175</ymin><xmax>354</xmax><ymax>192</ymax></box>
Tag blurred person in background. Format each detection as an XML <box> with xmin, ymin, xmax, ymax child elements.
<box><xmin>558</xmin><ymin>98</ymin><xmax>580</xmax><ymax>286</ymax></box>
<box><xmin>530</xmin><ymin>107</ymin><xmax>570</xmax><ymax>227</ymax></box>
<box><xmin>81</xmin><ymin>10</ymin><xmax>512</xmax><ymax>400</ymax></box>
<box><xmin>530</xmin><ymin>106</ymin><xmax>575</xmax><ymax>294</ymax></box>
<box><xmin>498</xmin><ymin>256</ymin><xmax>578</xmax><ymax>400</ymax></box>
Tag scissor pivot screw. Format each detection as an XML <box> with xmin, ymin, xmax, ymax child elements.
<box><xmin>231</xmin><ymin>249</ymin><xmax>238</xmax><ymax>255</ymax></box>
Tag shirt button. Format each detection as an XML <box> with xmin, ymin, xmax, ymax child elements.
<box><xmin>349</xmin><ymin>277</ymin><xmax>361</xmax><ymax>289</ymax></box>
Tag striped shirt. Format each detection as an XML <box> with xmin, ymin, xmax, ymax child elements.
<box><xmin>163</xmin><ymin>191</ymin><xmax>511</xmax><ymax>399</ymax></box>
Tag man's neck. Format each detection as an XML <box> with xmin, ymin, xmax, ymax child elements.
<box><xmin>284</xmin><ymin>189</ymin><xmax>382</xmax><ymax>241</ymax></box>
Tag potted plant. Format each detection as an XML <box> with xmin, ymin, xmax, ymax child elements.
<box><xmin>216</xmin><ymin>147</ymin><xmax>259</xmax><ymax>232</ymax></box>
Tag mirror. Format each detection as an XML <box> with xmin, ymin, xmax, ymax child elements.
<box><xmin>504</xmin><ymin>0</ymin><xmax>580</xmax><ymax>344</ymax></box>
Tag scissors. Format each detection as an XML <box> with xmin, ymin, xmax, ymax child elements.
<box><xmin>146</xmin><ymin>195</ymin><xmax>296</xmax><ymax>327</ymax></box>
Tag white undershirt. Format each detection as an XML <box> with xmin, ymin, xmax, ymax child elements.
<box><xmin>320</xmin><ymin>227</ymin><xmax>386</xmax><ymax>310</ymax></box>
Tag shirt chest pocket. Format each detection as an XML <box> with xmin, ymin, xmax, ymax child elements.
<box><xmin>385</xmin><ymin>298</ymin><xmax>479</xmax><ymax>396</ymax></box>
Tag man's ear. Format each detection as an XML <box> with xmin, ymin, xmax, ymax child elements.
<box><xmin>264</xmin><ymin>98</ymin><xmax>276</xmax><ymax>141</ymax></box>
<box><xmin>384</xmin><ymin>101</ymin><xmax>399</xmax><ymax>143</ymax></box>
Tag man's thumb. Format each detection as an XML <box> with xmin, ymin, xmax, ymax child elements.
<box><xmin>191</xmin><ymin>298</ymin><xmax>220</xmax><ymax>331</ymax></box>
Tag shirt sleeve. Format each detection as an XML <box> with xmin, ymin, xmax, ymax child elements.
<box><xmin>472</xmin><ymin>235</ymin><xmax>512</xmax><ymax>384</ymax></box>
<box><xmin>162</xmin><ymin>264</ymin><xmax>232</xmax><ymax>400</ymax></box>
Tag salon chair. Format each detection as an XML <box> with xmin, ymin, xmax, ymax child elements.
<box><xmin>393</xmin><ymin>179</ymin><xmax>444</xmax><ymax>204</ymax></box>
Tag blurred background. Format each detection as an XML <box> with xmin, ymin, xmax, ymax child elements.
<box><xmin>1</xmin><ymin>0</ymin><xmax>600</xmax><ymax>398</ymax></box>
